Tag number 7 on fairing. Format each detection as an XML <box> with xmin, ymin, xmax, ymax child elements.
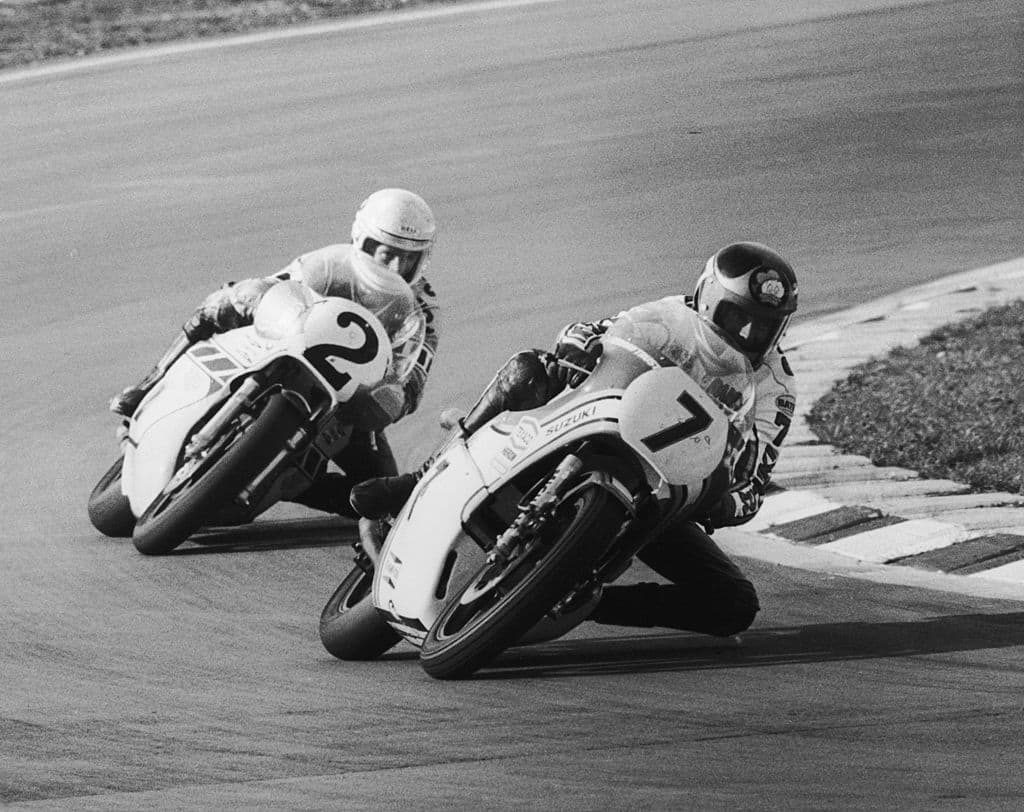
<box><xmin>640</xmin><ymin>391</ymin><xmax>713</xmax><ymax>452</ymax></box>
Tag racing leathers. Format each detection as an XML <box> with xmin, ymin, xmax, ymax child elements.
<box><xmin>116</xmin><ymin>243</ymin><xmax>441</xmax><ymax>518</ymax></box>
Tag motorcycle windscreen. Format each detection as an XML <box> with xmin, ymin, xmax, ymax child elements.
<box><xmin>252</xmin><ymin>280</ymin><xmax>324</xmax><ymax>341</ymax></box>
<box><xmin>347</xmin><ymin>256</ymin><xmax>427</xmax><ymax>385</ymax></box>
<box><xmin>387</xmin><ymin>309</ymin><xmax>428</xmax><ymax>384</ymax></box>
<box><xmin>348</xmin><ymin>251</ymin><xmax>420</xmax><ymax>341</ymax></box>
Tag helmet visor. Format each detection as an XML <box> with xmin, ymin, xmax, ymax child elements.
<box><xmin>361</xmin><ymin>238</ymin><xmax>425</xmax><ymax>283</ymax></box>
<box><xmin>714</xmin><ymin>300</ymin><xmax>786</xmax><ymax>359</ymax></box>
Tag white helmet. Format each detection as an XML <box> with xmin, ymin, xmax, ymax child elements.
<box><xmin>350</xmin><ymin>188</ymin><xmax>436</xmax><ymax>285</ymax></box>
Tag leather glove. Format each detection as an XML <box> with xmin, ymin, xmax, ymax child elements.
<box><xmin>439</xmin><ymin>408</ymin><xmax>466</xmax><ymax>431</ymax></box>
<box><xmin>182</xmin><ymin>310</ymin><xmax>216</xmax><ymax>343</ymax></box>
<box><xmin>704</xmin><ymin>489</ymin><xmax>762</xmax><ymax>530</ymax></box>
<box><xmin>703</xmin><ymin>493</ymin><xmax>739</xmax><ymax>530</ymax></box>
<box><xmin>552</xmin><ymin>338</ymin><xmax>602</xmax><ymax>388</ymax></box>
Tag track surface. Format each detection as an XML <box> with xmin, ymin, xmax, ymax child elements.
<box><xmin>2</xmin><ymin>0</ymin><xmax>1023</xmax><ymax>806</ymax></box>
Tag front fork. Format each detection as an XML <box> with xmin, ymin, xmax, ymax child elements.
<box><xmin>181</xmin><ymin>375</ymin><xmax>317</xmax><ymax>508</ymax></box>
<box><xmin>486</xmin><ymin>449</ymin><xmax>652</xmax><ymax>570</ymax></box>
<box><xmin>522</xmin><ymin>455</ymin><xmax>661</xmax><ymax>615</ymax></box>
<box><xmin>184</xmin><ymin>376</ymin><xmax>265</xmax><ymax>458</ymax></box>
<box><xmin>487</xmin><ymin>454</ymin><xmax>586</xmax><ymax>567</ymax></box>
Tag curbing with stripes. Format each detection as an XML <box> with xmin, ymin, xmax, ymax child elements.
<box><xmin>745</xmin><ymin>257</ymin><xmax>1024</xmax><ymax>587</ymax></box>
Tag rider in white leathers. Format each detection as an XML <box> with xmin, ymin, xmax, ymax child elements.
<box><xmin>110</xmin><ymin>188</ymin><xmax>441</xmax><ymax>518</ymax></box>
<box><xmin>352</xmin><ymin>241</ymin><xmax>798</xmax><ymax>637</ymax></box>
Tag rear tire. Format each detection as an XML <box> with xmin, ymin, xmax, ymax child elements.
<box><xmin>132</xmin><ymin>393</ymin><xmax>305</xmax><ymax>555</ymax></box>
<box><xmin>419</xmin><ymin>485</ymin><xmax>624</xmax><ymax>680</ymax></box>
<box><xmin>87</xmin><ymin>456</ymin><xmax>135</xmax><ymax>538</ymax></box>
<box><xmin>319</xmin><ymin>565</ymin><xmax>400</xmax><ymax>660</ymax></box>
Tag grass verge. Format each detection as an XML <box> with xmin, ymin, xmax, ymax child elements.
<box><xmin>807</xmin><ymin>300</ymin><xmax>1024</xmax><ymax>495</ymax></box>
<box><xmin>0</xmin><ymin>0</ymin><xmax>452</xmax><ymax>71</ymax></box>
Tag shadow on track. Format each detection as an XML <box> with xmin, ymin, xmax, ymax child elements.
<box><xmin>163</xmin><ymin>517</ymin><xmax>356</xmax><ymax>555</ymax></box>
<box><xmin>476</xmin><ymin>611</ymin><xmax>1024</xmax><ymax>679</ymax></box>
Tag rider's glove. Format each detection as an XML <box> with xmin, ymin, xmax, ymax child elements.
<box><xmin>704</xmin><ymin>488</ymin><xmax>763</xmax><ymax>530</ymax></box>
<box><xmin>552</xmin><ymin>329</ymin><xmax>603</xmax><ymax>388</ymax></box>
<box><xmin>439</xmin><ymin>407</ymin><xmax>467</xmax><ymax>432</ymax></box>
<box><xmin>182</xmin><ymin>310</ymin><xmax>216</xmax><ymax>343</ymax></box>
<box><xmin>185</xmin><ymin>280</ymin><xmax>270</xmax><ymax>341</ymax></box>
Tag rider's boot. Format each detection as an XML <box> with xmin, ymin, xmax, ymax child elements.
<box><xmin>589</xmin><ymin>581</ymin><xmax>758</xmax><ymax>637</ymax></box>
<box><xmin>291</xmin><ymin>472</ymin><xmax>361</xmax><ymax>519</ymax></box>
<box><xmin>110</xmin><ymin>366</ymin><xmax>164</xmax><ymax>418</ymax></box>
<box><xmin>349</xmin><ymin>472</ymin><xmax>420</xmax><ymax>520</ymax></box>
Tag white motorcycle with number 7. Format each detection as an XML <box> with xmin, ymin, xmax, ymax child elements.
<box><xmin>86</xmin><ymin>278</ymin><xmax>426</xmax><ymax>555</ymax></box>
<box><xmin>319</xmin><ymin>305</ymin><xmax>756</xmax><ymax>679</ymax></box>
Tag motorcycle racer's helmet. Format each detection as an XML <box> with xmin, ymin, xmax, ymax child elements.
<box><xmin>693</xmin><ymin>241</ymin><xmax>798</xmax><ymax>368</ymax></box>
<box><xmin>350</xmin><ymin>188</ymin><xmax>436</xmax><ymax>285</ymax></box>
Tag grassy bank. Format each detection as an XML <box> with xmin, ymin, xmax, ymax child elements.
<box><xmin>0</xmin><ymin>0</ymin><xmax>450</xmax><ymax>71</ymax></box>
<box><xmin>808</xmin><ymin>300</ymin><xmax>1024</xmax><ymax>495</ymax></box>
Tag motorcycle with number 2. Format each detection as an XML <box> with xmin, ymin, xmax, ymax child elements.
<box><xmin>87</xmin><ymin>278</ymin><xmax>426</xmax><ymax>555</ymax></box>
<box><xmin>319</xmin><ymin>305</ymin><xmax>756</xmax><ymax>679</ymax></box>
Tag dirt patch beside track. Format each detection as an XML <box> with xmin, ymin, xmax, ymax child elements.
<box><xmin>0</xmin><ymin>0</ymin><xmax>455</xmax><ymax>70</ymax></box>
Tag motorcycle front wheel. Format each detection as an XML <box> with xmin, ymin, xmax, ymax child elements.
<box><xmin>87</xmin><ymin>455</ymin><xmax>135</xmax><ymax>538</ymax></box>
<box><xmin>419</xmin><ymin>484</ymin><xmax>624</xmax><ymax>680</ymax></box>
<box><xmin>319</xmin><ymin>564</ymin><xmax>401</xmax><ymax>660</ymax></box>
<box><xmin>132</xmin><ymin>393</ymin><xmax>306</xmax><ymax>556</ymax></box>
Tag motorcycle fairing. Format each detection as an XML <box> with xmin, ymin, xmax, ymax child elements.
<box><xmin>121</xmin><ymin>334</ymin><xmax>256</xmax><ymax>516</ymax></box>
<box><xmin>121</xmin><ymin>323</ymin><xmax>331</xmax><ymax>517</ymax></box>
<box><xmin>466</xmin><ymin>390</ymin><xmax>624</xmax><ymax>486</ymax></box>
<box><xmin>462</xmin><ymin>368</ymin><xmax>728</xmax><ymax>506</ymax></box>
<box><xmin>373</xmin><ymin>362</ymin><xmax>737</xmax><ymax>646</ymax></box>
<box><xmin>121</xmin><ymin>289</ymin><xmax>397</xmax><ymax>518</ymax></box>
<box><xmin>617</xmin><ymin>365</ymin><xmax>730</xmax><ymax>503</ymax></box>
<box><xmin>373</xmin><ymin>386</ymin><xmax>632</xmax><ymax>637</ymax></box>
<box><xmin>373</xmin><ymin>440</ymin><xmax>492</xmax><ymax>636</ymax></box>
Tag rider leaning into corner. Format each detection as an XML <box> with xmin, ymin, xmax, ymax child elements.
<box><xmin>109</xmin><ymin>188</ymin><xmax>441</xmax><ymax>519</ymax></box>
<box><xmin>351</xmin><ymin>242</ymin><xmax>798</xmax><ymax>639</ymax></box>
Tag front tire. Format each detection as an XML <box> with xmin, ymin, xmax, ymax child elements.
<box><xmin>419</xmin><ymin>485</ymin><xmax>624</xmax><ymax>680</ymax></box>
<box><xmin>87</xmin><ymin>456</ymin><xmax>135</xmax><ymax>538</ymax></box>
<box><xmin>319</xmin><ymin>565</ymin><xmax>400</xmax><ymax>660</ymax></box>
<box><xmin>132</xmin><ymin>393</ymin><xmax>306</xmax><ymax>555</ymax></box>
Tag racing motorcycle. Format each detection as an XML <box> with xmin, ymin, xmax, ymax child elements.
<box><xmin>87</xmin><ymin>279</ymin><xmax>425</xmax><ymax>555</ymax></box>
<box><xmin>319</xmin><ymin>306</ymin><xmax>755</xmax><ymax>679</ymax></box>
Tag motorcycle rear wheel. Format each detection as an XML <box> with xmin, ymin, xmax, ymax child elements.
<box><xmin>87</xmin><ymin>455</ymin><xmax>136</xmax><ymax>538</ymax></box>
<box><xmin>419</xmin><ymin>484</ymin><xmax>624</xmax><ymax>680</ymax></box>
<box><xmin>319</xmin><ymin>564</ymin><xmax>401</xmax><ymax>660</ymax></box>
<box><xmin>132</xmin><ymin>393</ymin><xmax>305</xmax><ymax>555</ymax></box>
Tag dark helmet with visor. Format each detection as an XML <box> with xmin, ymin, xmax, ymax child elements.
<box><xmin>693</xmin><ymin>242</ymin><xmax>798</xmax><ymax>368</ymax></box>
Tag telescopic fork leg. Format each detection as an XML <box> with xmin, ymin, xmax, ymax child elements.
<box><xmin>488</xmin><ymin>454</ymin><xmax>585</xmax><ymax>566</ymax></box>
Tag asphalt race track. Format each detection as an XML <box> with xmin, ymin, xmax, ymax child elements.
<box><xmin>2</xmin><ymin>0</ymin><xmax>1023</xmax><ymax>806</ymax></box>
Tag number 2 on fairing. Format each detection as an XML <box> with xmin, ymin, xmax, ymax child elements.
<box><xmin>304</xmin><ymin>311</ymin><xmax>380</xmax><ymax>391</ymax></box>
<box><xmin>640</xmin><ymin>390</ymin><xmax>713</xmax><ymax>452</ymax></box>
